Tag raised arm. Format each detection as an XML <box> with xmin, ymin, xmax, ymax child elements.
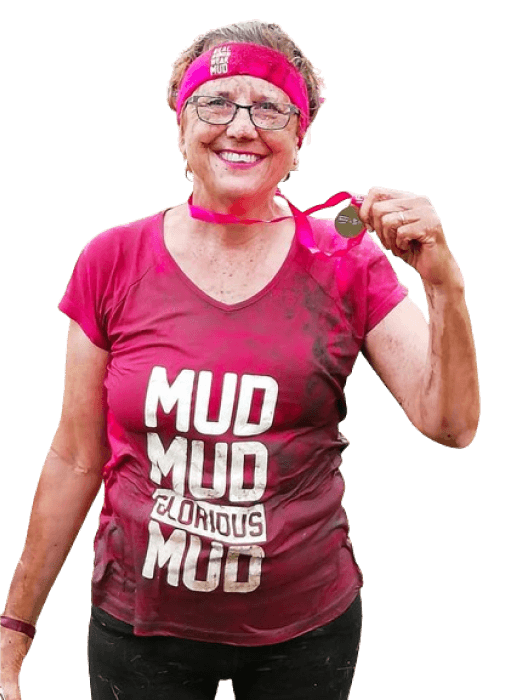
<box><xmin>0</xmin><ymin>321</ymin><xmax>109</xmax><ymax>700</ymax></box>
<box><xmin>359</xmin><ymin>187</ymin><xmax>480</xmax><ymax>449</ymax></box>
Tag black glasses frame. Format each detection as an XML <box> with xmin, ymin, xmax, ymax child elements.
<box><xmin>185</xmin><ymin>96</ymin><xmax>300</xmax><ymax>130</ymax></box>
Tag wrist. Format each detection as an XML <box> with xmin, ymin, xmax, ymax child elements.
<box><xmin>423</xmin><ymin>258</ymin><xmax>465</xmax><ymax>297</ymax></box>
<box><xmin>415</xmin><ymin>246</ymin><xmax>466</xmax><ymax>295</ymax></box>
<box><xmin>0</xmin><ymin>617</ymin><xmax>36</xmax><ymax>640</ymax></box>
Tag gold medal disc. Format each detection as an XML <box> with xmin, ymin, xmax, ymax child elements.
<box><xmin>334</xmin><ymin>204</ymin><xmax>364</xmax><ymax>238</ymax></box>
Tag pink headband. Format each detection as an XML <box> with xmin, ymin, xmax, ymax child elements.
<box><xmin>175</xmin><ymin>42</ymin><xmax>311</xmax><ymax>143</ymax></box>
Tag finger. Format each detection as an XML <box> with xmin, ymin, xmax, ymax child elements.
<box><xmin>350</xmin><ymin>192</ymin><xmax>366</xmax><ymax>207</ymax></box>
<box><xmin>373</xmin><ymin>203</ymin><xmax>418</xmax><ymax>249</ymax></box>
<box><xmin>382</xmin><ymin>211</ymin><xmax>404</xmax><ymax>253</ymax></box>
<box><xmin>369</xmin><ymin>197</ymin><xmax>420</xmax><ymax>239</ymax></box>
<box><xmin>377</xmin><ymin>210</ymin><xmax>408</xmax><ymax>250</ymax></box>
<box><xmin>359</xmin><ymin>187</ymin><xmax>415</xmax><ymax>229</ymax></box>
<box><xmin>395</xmin><ymin>226</ymin><xmax>412</xmax><ymax>252</ymax></box>
<box><xmin>395</xmin><ymin>221</ymin><xmax>426</xmax><ymax>252</ymax></box>
<box><xmin>359</xmin><ymin>188</ymin><xmax>395</xmax><ymax>230</ymax></box>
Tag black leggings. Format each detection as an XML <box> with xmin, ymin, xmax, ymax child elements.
<box><xmin>88</xmin><ymin>594</ymin><xmax>362</xmax><ymax>700</ymax></box>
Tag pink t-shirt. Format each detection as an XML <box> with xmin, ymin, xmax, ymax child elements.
<box><xmin>59</xmin><ymin>206</ymin><xmax>407</xmax><ymax>645</ymax></box>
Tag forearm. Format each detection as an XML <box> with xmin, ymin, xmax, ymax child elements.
<box><xmin>418</xmin><ymin>264</ymin><xmax>480</xmax><ymax>448</ymax></box>
<box><xmin>2</xmin><ymin>447</ymin><xmax>102</xmax><ymax>624</ymax></box>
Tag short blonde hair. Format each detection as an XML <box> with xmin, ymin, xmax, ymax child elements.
<box><xmin>167</xmin><ymin>21</ymin><xmax>324</xmax><ymax>126</ymax></box>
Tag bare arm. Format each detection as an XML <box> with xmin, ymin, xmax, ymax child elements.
<box><xmin>363</xmin><ymin>289</ymin><xmax>479</xmax><ymax>448</ymax></box>
<box><xmin>360</xmin><ymin>187</ymin><xmax>480</xmax><ymax>448</ymax></box>
<box><xmin>0</xmin><ymin>321</ymin><xmax>109</xmax><ymax>697</ymax></box>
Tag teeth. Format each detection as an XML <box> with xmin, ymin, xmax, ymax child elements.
<box><xmin>219</xmin><ymin>152</ymin><xmax>260</xmax><ymax>163</ymax></box>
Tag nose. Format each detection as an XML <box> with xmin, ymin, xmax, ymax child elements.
<box><xmin>226</xmin><ymin>106</ymin><xmax>258</xmax><ymax>139</ymax></box>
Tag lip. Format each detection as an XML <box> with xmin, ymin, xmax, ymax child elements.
<box><xmin>214</xmin><ymin>149</ymin><xmax>267</xmax><ymax>168</ymax></box>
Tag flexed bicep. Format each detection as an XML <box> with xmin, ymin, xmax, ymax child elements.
<box><xmin>362</xmin><ymin>296</ymin><xmax>429</xmax><ymax>433</ymax></box>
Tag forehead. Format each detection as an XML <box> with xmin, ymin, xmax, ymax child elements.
<box><xmin>194</xmin><ymin>75</ymin><xmax>290</xmax><ymax>103</ymax></box>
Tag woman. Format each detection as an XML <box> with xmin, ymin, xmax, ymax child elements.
<box><xmin>0</xmin><ymin>20</ymin><xmax>479</xmax><ymax>700</ymax></box>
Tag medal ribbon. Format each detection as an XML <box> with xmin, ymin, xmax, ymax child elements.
<box><xmin>188</xmin><ymin>190</ymin><xmax>367</xmax><ymax>256</ymax></box>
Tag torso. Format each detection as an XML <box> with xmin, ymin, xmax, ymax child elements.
<box><xmin>163</xmin><ymin>204</ymin><xmax>296</xmax><ymax>305</ymax></box>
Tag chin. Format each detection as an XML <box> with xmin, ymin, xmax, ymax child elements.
<box><xmin>212</xmin><ymin>177</ymin><xmax>278</xmax><ymax>202</ymax></box>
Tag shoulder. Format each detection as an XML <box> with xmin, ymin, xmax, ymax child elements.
<box><xmin>307</xmin><ymin>216</ymin><xmax>385</xmax><ymax>264</ymax></box>
<box><xmin>81</xmin><ymin>210</ymin><xmax>164</xmax><ymax>263</ymax></box>
<box><xmin>62</xmin><ymin>210</ymin><xmax>166</xmax><ymax>321</ymax></box>
<box><xmin>73</xmin><ymin>210</ymin><xmax>167</xmax><ymax>298</ymax></box>
<box><xmin>302</xmin><ymin>216</ymin><xmax>407</xmax><ymax>332</ymax></box>
<box><xmin>291</xmin><ymin>217</ymin><xmax>378</xmax><ymax>317</ymax></box>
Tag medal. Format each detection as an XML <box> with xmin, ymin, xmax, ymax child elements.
<box><xmin>334</xmin><ymin>203</ymin><xmax>365</xmax><ymax>238</ymax></box>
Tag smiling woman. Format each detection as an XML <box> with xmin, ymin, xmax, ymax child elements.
<box><xmin>0</xmin><ymin>18</ymin><xmax>479</xmax><ymax>700</ymax></box>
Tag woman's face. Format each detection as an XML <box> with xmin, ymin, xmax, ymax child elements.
<box><xmin>179</xmin><ymin>74</ymin><xmax>299</xmax><ymax>209</ymax></box>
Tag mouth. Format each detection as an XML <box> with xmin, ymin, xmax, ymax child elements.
<box><xmin>215</xmin><ymin>150</ymin><xmax>265</xmax><ymax>166</ymax></box>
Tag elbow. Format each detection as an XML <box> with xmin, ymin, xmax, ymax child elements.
<box><xmin>422</xmin><ymin>429</ymin><xmax>476</xmax><ymax>449</ymax></box>
<box><xmin>415</xmin><ymin>391</ymin><xmax>480</xmax><ymax>449</ymax></box>
<box><xmin>454</xmin><ymin>424</ymin><xmax>479</xmax><ymax>448</ymax></box>
<box><xmin>422</xmin><ymin>417</ymin><xmax>479</xmax><ymax>449</ymax></box>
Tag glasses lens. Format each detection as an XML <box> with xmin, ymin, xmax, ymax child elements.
<box><xmin>252</xmin><ymin>103</ymin><xmax>290</xmax><ymax>130</ymax></box>
<box><xmin>196</xmin><ymin>97</ymin><xmax>235</xmax><ymax>124</ymax></box>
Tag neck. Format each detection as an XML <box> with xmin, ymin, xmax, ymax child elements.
<box><xmin>183</xmin><ymin>193</ymin><xmax>292</xmax><ymax>250</ymax></box>
<box><xmin>191</xmin><ymin>182</ymin><xmax>284</xmax><ymax>222</ymax></box>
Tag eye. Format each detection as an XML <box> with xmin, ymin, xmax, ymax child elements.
<box><xmin>257</xmin><ymin>101</ymin><xmax>281</xmax><ymax>112</ymax></box>
<box><xmin>201</xmin><ymin>96</ymin><xmax>229</xmax><ymax>107</ymax></box>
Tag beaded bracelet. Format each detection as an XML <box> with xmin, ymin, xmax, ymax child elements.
<box><xmin>0</xmin><ymin>615</ymin><xmax>36</xmax><ymax>639</ymax></box>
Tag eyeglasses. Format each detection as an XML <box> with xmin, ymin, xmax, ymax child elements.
<box><xmin>185</xmin><ymin>96</ymin><xmax>300</xmax><ymax>130</ymax></box>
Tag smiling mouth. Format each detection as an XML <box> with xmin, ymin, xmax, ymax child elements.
<box><xmin>217</xmin><ymin>151</ymin><xmax>264</xmax><ymax>164</ymax></box>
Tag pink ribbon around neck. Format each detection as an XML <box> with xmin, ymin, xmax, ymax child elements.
<box><xmin>187</xmin><ymin>190</ymin><xmax>367</xmax><ymax>256</ymax></box>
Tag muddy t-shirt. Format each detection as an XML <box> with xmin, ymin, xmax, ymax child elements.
<box><xmin>59</xmin><ymin>207</ymin><xmax>407</xmax><ymax>645</ymax></box>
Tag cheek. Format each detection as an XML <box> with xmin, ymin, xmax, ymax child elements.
<box><xmin>184</xmin><ymin>122</ymin><xmax>224</xmax><ymax>156</ymax></box>
<box><xmin>275</xmin><ymin>141</ymin><xmax>297</xmax><ymax>170</ymax></box>
<box><xmin>263</xmin><ymin>130</ymin><xmax>297</xmax><ymax>160</ymax></box>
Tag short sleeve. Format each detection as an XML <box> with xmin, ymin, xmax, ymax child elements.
<box><xmin>365</xmin><ymin>245</ymin><xmax>408</xmax><ymax>334</ymax></box>
<box><xmin>58</xmin><ymin>243</ymin><xmax>110</xmax><ymax>351</ymax></box>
